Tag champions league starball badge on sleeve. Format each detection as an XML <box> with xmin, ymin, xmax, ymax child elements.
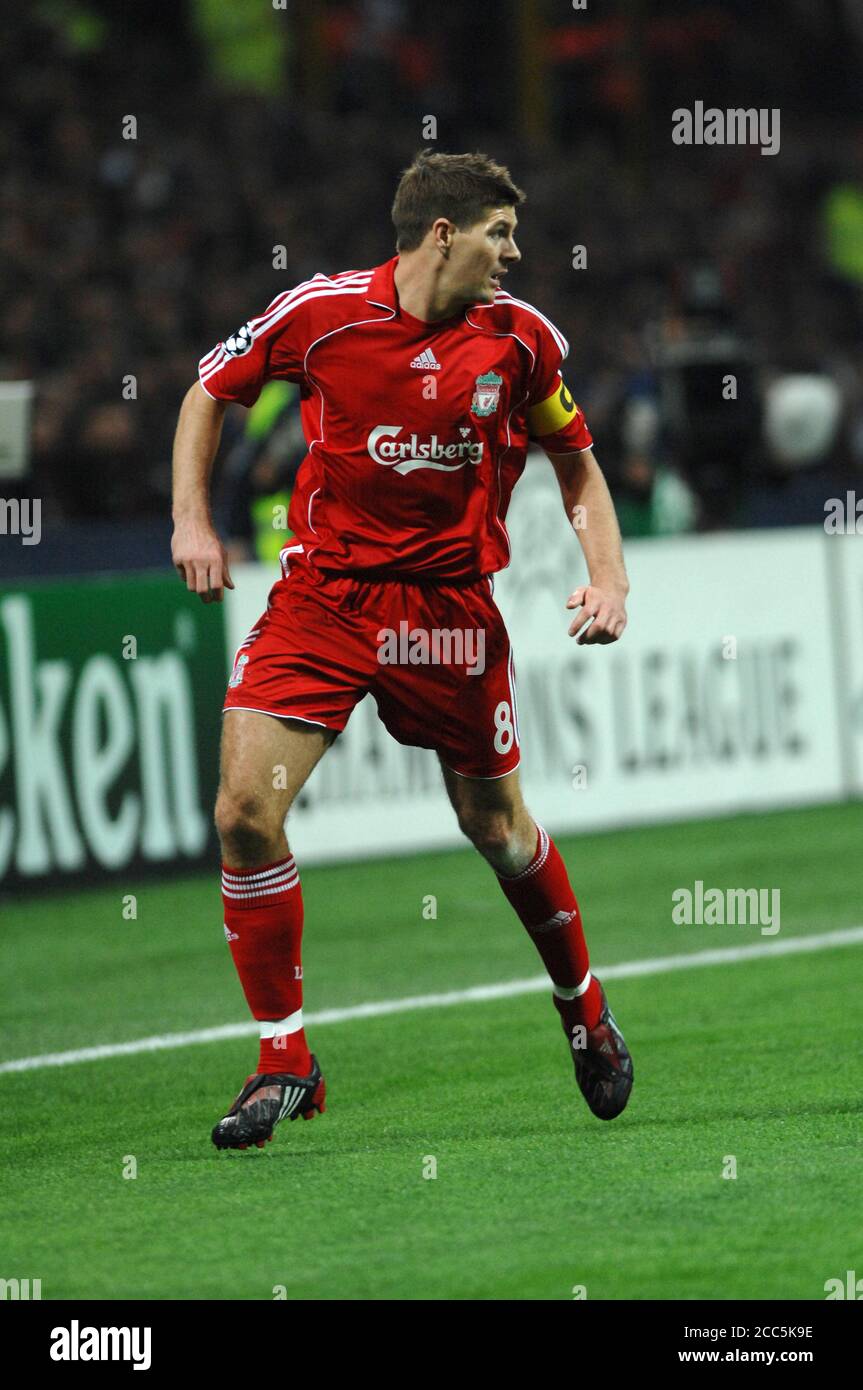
<box><xmin>224</xmin><ymin>323</ymin><xmax>254</xmax><ymax>357</ymax></box>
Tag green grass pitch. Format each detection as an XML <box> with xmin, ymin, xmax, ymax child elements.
<box><xmin>2</xmin><ymin>802</ymin><xmax>862</xmax><ymax>1300</ymax></box>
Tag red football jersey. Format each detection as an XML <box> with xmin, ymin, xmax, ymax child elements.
<box><xmin>199</xmin><ymin>255</ymin><xmax>593</xmax><ymax>580</ymax></box>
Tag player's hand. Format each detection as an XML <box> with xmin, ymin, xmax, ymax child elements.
<box><xmin>566</xmin><ymin>584</ymin><xmax>627</xmax><ymax>645</ymax></box>
<box><xmin>171</xmin><ymin>518</ymin><xmax>235</xmax><ymax>604</ymax></box>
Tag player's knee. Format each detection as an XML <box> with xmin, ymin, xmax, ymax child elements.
<box><xmin>457</xmin><ymin>808</ymin><xmax>517</xmax><ymax>861</ymax></box>
<box><xmin>456</xmin><ymin>801</ymin><xmax>538</xmax><ymax>873</ymax></box>
<box><xmin>214</xmin><ymin>790</ymin><xmax>279</xmax><ymax>862</ymax></box>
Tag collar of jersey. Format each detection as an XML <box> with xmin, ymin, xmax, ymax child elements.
<box><xmin>366</xmin><ymin>254</ymin><xmax>497</xmax><ymax>330</ymax></box>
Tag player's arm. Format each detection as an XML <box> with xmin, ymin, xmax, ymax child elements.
<box><xmin>544</xmin><ymin>445</ymin><xmax>629</xmax><ymax>645</ymax></box>
<box><xmin>526</xmin><ymin>369</ymin><xmax>628</xmax><ymax>645</ymax></box>
<box><xmin>174</xmin><ymin>290</ymin><xmax>312</xmax><ymax>600</ymax></box>
<box><xmin>171</xmin><ymin>381</ymin><xmax>234</xmax><ymax>605</ymax></box>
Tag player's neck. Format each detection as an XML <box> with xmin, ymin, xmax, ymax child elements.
<box><xmin>394</xmin><ymin>253</ymin><xmax>465</xmax><ymax>324</ymax></box>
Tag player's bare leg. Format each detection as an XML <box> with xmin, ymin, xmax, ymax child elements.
<box><xmin>439</xmin><ymin>764</ymin><xmax>537</xmax><ymax>876</ymax></box>
<box><xmin>215</xmin><ymin>708</ymin><xmax>333</xmax><ymax>867</ymax></box>
<box><xmin>441</xmin><ymin>762</ymin><xmax>634</xmax><ymax>1120</ymax></box>
<box><xmin>211</xmin><ymin>711</ymin><xmax>335</xmax><ymax>1150</ymax></box>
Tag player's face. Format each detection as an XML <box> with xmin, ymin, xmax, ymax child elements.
<box><xmin>452</xmin><ymin>206</ymin><xmax>521</xmax><ymax>304</ymax></box>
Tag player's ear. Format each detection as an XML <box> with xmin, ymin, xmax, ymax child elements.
<box><xmin>431</xmin><ymin>216</ymin><xmax>455</xmax><ymax>254</ymax></box>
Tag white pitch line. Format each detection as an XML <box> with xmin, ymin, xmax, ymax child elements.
<box><xmin>2</xmin><ymin>925</ymin><xmax>862</xmax><ymax>1076</ymax></box>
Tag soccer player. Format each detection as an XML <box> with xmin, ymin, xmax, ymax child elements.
<box><xmin>171</xmin><ymin>151</ymin><xmax>633</xmax><ymax>1150</ymax></box>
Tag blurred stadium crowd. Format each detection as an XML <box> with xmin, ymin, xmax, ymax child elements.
<box><xmin>3</xmin><ymin>1</ymin><xmax>863</xmax><ymax>566</ymax></box>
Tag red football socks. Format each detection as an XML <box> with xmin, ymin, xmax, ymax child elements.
<box><xmin>220</xmin><ymin>853</ymin><xmax>312</xmax><ymax>1076</ymax></box>
<box><xmin>497</xmin><ymin>825</ymin><xmax>603</xmax><ymax>1030</ymax></box>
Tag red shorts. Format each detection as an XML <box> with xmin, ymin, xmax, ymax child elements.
<box><xmin>223</xmin><ymin>563</ymin><xmax>521</xmax><ymax>778</ymax></box>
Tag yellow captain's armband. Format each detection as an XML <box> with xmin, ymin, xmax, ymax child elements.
<box><xmin>527</xmin><ymin>376</ymin><xmax>579</xmax><ymax>437</ymax></box>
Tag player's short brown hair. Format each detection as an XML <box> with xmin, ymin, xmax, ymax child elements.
<box><xmin>391</xmin><ymin>151</ymin><xmax>526</xmax><ymax>252</ymax></box>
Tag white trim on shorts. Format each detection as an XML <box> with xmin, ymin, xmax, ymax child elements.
<box><xmin>439</xmin><ymin>757</ymin><xmax>522</xmax><ymax>781</ymax></box>
<box><xmin>222</xmin><ymin>706</ymin><xmax>337</xmax><ymax>731</ymax></box>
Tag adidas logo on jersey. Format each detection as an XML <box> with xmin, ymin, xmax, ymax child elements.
<box><xmin>410</xmin><ymin>348</ymin><xmax>441</xmax><ymax>370</ymax></box>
